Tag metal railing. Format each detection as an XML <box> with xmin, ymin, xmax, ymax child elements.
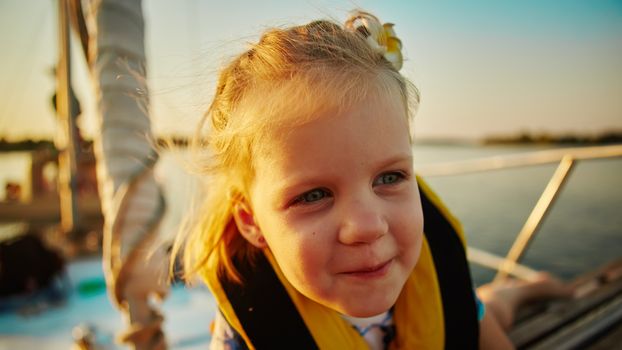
<box><xmin>417</xmin><ymin>144</ymin><xmax>622</xmax><ymax>281</ymax></box>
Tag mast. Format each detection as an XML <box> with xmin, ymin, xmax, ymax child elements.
<box><xmin>56</xmin><ymin>0</ymin><xmax>79</xmax><ymax>235</ymax></box>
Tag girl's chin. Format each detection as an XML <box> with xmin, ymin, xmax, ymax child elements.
<box><xmin>304</xmin><ymin>282</ymin><xmax>400</xmax><ymax>317</ymax></box>
<box><xmin>314</xmin><ymin>287</ymin><xmax>402</xmax><ymax>318</ymax></box>
<box><xmin>334</xmin><ymin>302</ymin><xmax>393</xmax><ymax>318</ymax></box>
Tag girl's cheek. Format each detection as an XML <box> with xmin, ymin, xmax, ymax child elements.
<box><xmin>283</xmin><ymin>210</ymin><xmax>331</xmax><ymax>234</ymax></box>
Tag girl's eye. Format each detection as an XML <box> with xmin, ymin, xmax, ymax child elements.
<box><xmin>292</xmin><ymin>188</ymin><xmax>330</xmax><ymax>205</ymax></box>
<box><xmin>373</xmin><ymin>171</ymin><xmax>406</xmax><ymax>186</ymax></box>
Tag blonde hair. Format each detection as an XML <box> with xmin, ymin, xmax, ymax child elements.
<box><xmin>173</xmin><ymin>12</ymin><xmax>420</xmax><ymax>283</ymax></box>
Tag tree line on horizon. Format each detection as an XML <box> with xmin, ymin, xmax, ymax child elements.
<box><xmin>482</xmin><ymin>130</ymin><xmax>622</xmax><ymax>145</ymax></box>
<box><xmin>1</xmin><ymin>130</ymin><xmax>622</xmax><ymax>151</ymax></box>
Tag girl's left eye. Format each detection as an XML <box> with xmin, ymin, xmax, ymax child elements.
<box><xmin>291</xmin><ymin>188</ymin><xmax>331</xmax><ymax>206</ymax></box>
<box><xmin>373</xmin><ymin>171</ymin><xmax>406</xmax><ymax>186</ymax></box>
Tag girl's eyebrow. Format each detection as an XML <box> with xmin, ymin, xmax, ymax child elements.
<box><xmin>368</xmin><ymin>153</ymin><xmax>414</xmax><ymax>175</ymax></box>
<box><xmin>374</xmin><ymin>153</ymin><xmax>413</xmax><ymax>168</ymax></box>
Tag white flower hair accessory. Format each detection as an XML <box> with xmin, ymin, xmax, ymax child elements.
<box><xmin>345</xmin><ymin>11</ymin><xmax>403</xmax><ymax>71</ymax></box>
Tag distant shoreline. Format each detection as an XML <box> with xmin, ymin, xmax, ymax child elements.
<box><xmin>2</xmin><ymin>130</ymin><xmax>622</xmax><ymax>151</ymax></box>
<box><xmin>479</xmin><ymin>131</ymin><xmax>622</xmax><ymax>146</ymax></box>
<box><xmin>0</xmin><ymin>139</ymin><xmax>56</xmax><ymax>152</ymax></box>
<box><xmin>416</xmin><ymin>130</ymin><xmax>622</xmax><ymax>146</ymax></box>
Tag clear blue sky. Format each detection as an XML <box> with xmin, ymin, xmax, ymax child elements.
<box><xmin>1</xmin><ymin>0</ymin><xmax>621</xmax><ymax>141</ymax></box>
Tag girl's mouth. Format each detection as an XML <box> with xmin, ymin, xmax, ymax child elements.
<box><xmin>340</xmin><ymin>258</ymin><xmax>394</xmax><ymax>279</ymax></box>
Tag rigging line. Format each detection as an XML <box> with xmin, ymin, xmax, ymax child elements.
<box><xmin>0</xmin><ymin>3</ymin><xmax>52</xmax><ymax>137</ymax></box>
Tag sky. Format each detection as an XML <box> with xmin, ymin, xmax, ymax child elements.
<box><xmin>0</xmin><ymin>0</ymin><xmax>621</xmax><ymax>141</ymax></box>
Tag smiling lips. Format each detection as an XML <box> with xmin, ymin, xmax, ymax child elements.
<box><xmin>341</xmin><ymin>258</ymin><xmax>394</xmax><ymax>279</ymax></box>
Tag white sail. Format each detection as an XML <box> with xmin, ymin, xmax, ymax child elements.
<box><xmin>80</xmin><ymin>0</ymin><xmax>168</xmax><ymax>348</ymax></box>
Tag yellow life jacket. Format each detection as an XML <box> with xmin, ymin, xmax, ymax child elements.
<box><xmin>205</xmin><ymin>177</ymin><xmax>479</xmax><ymax>349</ymax></box>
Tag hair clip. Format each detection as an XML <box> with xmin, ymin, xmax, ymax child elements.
<box><xmin>346</xmin><ymin>12</ymin><xmax>403</xmax><ymax>71</ymax></box>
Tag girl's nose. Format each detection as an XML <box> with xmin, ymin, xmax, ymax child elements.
<box><xmin>338</xmin><ymin>197</ymin><xmax>388</xmax><ymax>245</ymax></box>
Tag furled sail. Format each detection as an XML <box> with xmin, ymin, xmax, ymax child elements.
<box><xmin>77</xmin><ymin>0</ymin><xmax>168</xmax><ymax>348</ymax></box>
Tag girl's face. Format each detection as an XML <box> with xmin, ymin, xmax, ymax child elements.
<box><xmin>245</xmin><ymin>91</ymin><xmax>423</xmax><ymax>317</ymax></box>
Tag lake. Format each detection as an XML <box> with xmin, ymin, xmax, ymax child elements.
<box><xmin>412</xmin><ymin>144</ymin><xmax>622</xmax><ymax>283</ymax></box>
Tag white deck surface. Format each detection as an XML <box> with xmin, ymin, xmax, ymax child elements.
<box><xmin>0</xmin><ymin>257</ymin><xmax>216</xmax><ymax>349</ymax></box>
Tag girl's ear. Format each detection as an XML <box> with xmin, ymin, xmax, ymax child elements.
<box><xmin>232</xmin><ymin>199</ymin><xmax>268</xmax><ymax>249</ymax></box>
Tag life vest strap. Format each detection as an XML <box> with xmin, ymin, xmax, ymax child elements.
<box><xmin>419</xmin><ymin>180</ymin><xmax>480</xmax><ymax>349</ymax></box>
<box><xmin>221</xmin><ymin>253</ymin><xmax>319</xmax><ymax>349</ymax></box>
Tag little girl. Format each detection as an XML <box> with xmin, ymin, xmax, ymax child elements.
<box><xmin>175</xmin><ymin>10</ymin><xmax>547</xmax><ymax>350</ymax></box>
